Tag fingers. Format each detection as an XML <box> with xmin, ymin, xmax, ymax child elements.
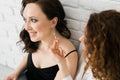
<box><xmin>51</xmin><ymin>38</ymin><xmax>65</xmax><ymax>58</ymax></box>
<box><xmin>13</xmin><ymin>78</ymin><xmax>17</xmax><ymax>80</ymax></box>
<box><xmin>3</xmin><ymin>77</ymin><xmax>11</xmax><ymax>80</ymax></box>
<box><xmin>58</xmin><ymin>47</ymin><xmax>65</xmax><ymax>57</ymax></box>
<box><xmin>52</xmin><ymin>38</ymin><xmax>59</xmax><ymax>50</ymax></box>
<box><xmin>3</xmin><ymin>76</ymin><xmax>17</xmax><ymax>80</ymax></box>
<box><xmin>51</xmin><ymin>38</ymin><xmax>61</xmax><ymax>55</ymax></box>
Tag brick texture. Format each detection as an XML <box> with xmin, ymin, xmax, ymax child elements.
<box><xmin>0</xmin><ymin>0</ymin><xmax>120</xmax><ymax>70</ymax></box>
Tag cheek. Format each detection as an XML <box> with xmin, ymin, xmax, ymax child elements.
<box><xmin>32</xmin><ymin>22</ymin><xmax>51</xmax><ymax>36</ymax></box>
<box><xmin>31</xmin><ymin>18</ymin><xmax>51</xmax><ymax>32</ymax></box>
<box><xmin>32</xmin><ymin>22</ymin><xmax>44</xmax><ymax>32</ymax></box>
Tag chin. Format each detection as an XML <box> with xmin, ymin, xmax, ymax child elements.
<box><xmin>30</xmin><ymin>38</ymin><xmax>40</xmax><ymax>42</ymax></box>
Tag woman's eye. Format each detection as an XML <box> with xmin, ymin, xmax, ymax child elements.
<box><xmin>31</xmin><ymin>19</ymin><xmax>38</xmax><ymax>23</ymax></box>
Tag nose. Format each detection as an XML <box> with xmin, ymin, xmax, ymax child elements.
<box><xmin>24</xmin><ymin>22</ymin><xmax>31</xmax><ymax>31</ymax></box>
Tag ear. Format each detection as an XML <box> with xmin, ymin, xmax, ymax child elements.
<box><xmin>50</xmin><ymin>17</ymin><xmax>58</xmax><ymax>28</ymax></box>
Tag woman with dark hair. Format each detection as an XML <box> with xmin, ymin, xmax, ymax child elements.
<box><xmin>4</xmin><ymin>0</ymin><xmax>78</xmax><ymax>80</ymax></box>
<box><xmin>80</xmin><ymin>10</ymin><xmax>120</xmax><ymax>80</ymax></box>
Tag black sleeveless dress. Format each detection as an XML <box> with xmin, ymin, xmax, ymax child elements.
<box><xmin>25</xmin><ymin>50</ymin><xmax>77</xmax><ymax>80</ymax></box>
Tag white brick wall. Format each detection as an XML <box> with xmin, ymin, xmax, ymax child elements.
<box><xmin>0</xmin><ymin>0</ymin><xmax>120</xmax><ymax>69</ymax></box>
<box><xmin>0</xmin><ymin>0</ymin><xmax>24</xmax><ymax>69</ymax></box>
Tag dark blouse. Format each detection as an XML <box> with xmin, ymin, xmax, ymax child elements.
<box><xmin>25</xmin><ymin>50</ymin><xmax>77</xmax><ymax>80</ymax></box>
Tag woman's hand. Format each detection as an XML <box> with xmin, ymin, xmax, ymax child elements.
<box><xmin>4</xmin><ymin>72</ymin><xmax>18</xmax><ymax>80</ymax></box>
<box><xmin>50</xmin><ymin>38</ymin><xmax>73</xmax><ymax>80</ymax></box>
<box><xmin>50</xmin><ymin>38</ymin><xmax>65</xmax><ymax>64</ymax></box>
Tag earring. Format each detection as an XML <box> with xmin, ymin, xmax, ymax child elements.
<box><xmin>53</xmin><ymin>29</ymin><xmax>57</xmax><ymax>39</ymax></box>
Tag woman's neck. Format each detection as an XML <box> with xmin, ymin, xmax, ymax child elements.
<box><xmin>39</xmin><ymin>31</ymin><xmax>63</xmax><ymax>50</ymax></box>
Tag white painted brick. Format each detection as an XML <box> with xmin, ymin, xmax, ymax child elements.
<box><xmin>0</xmin><ymin>6</ymin><xmax>14</xmax><ymax>18</ymax></box>
<box><xmin>66</xmin><ymin>19</ymin><xmax>81</xmax><ymax>30</ymax></box>
<box><xmin>79</xmin><ymin>0</ymin><xmax>120</xmax><ymax>11</ymax></box>
<box><xmin>64</xmin><ymin>7</ymin><xmax>91</xmax><ymax>22</ymax></box>
<box><xmin>0</xmin><ymin>30</ymin><xmax>7</xmax><ymax>37</ymax></box>
<box><xmin>14</xmin><ymin>54</ymin><xmax>25</xmax><ymax>68</ymax></box>
<box><xmin>0</xmin><ymin>56</ymin><xmax>7</xmax><ymax>66</ymax></box>
<box><xmin>60</xmin><ymin>0</ymin><xmax>79</xmax><ymax>8</ymax></box>
<box><xmin>0</xmin><ymin>0</ymin><xmax>20</xmax><ymax>7</ymax></box>
<box><xmin>70</xmin><ymin>29</ymin><xmax>81</xmax><ymax>40</ymax></box>
<box><xmin>6</xmin><ymin>57</ymin><xmax>15</xmax><ymax>69</ymax></box>
<box><xmin>0</xmin><ymin>23</ymin><xmax>18</xmax><ymax>39</ymax></box>
<box><xmin>0</xmin><ymin>0</ymin><xmax>120</xmax><ymax>71</ymax></box>
<box><xmin>0</xmin><ymin>40</ymin><xmax>11</xmax><ymax>53</ymax></box>
<box><xmin>111</xmin><ymin>0</ymin><xmax>120</xmax><ymax>2</ymax></box>
<box><xmin>0</xmin><ymin>13</ymin><xmax>4</xmax><ymax>21</ymax></box>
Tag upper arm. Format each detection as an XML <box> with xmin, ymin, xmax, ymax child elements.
<box><xmin>54</xmin><ymin>51</ymin><xmax>78</xmax><ymax>80</ymax></box>
<box><xmin>55</xmin><ymin>41</ymin><xmax>78</xmax><ymax>80</ymax></box>
<box><xmin>65</xmin><ymin>51</ymin><xmax>78</xmax><ymax>78</ymax></box>
<box><xmin>63</xmin><ymin>41</ymin><xmax>78</xmax><ymax>78</ymax></box>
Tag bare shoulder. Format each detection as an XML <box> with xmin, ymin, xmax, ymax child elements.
<box><xmin>60</xmin><ymin>38</ymin><xmax>78</xmax><ymax>57</ymax></box>
<box><xmin>60</xmin><ymin>38</ymin><xmax>78</xmax><ymax>78</ymax></box>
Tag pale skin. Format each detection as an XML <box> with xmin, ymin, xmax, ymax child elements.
<box><xmin>4</xmin><ymin>3</ymin><xmax>78</xmax><ymax>80</ymax></box>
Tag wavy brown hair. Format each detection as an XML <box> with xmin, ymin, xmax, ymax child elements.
<box><xmin>83</xmin><ymin>10</ymin><xmax>120</xmax><ymax>80</ymax></box>
<box><xmin>19</xmin><ymin>0</ymin><xmax>71</xmax><ymax>53</ymax></box>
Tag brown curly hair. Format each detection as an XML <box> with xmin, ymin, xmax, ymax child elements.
<box><xmin>83</xmin><ymin>10</ymin><xmax>120</xmax><ymax>80</ymax></box>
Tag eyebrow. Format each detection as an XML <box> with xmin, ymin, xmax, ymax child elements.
<box><xmin>22</xmin><ymin>16</ymin><xmax>39</xmax><ymax>20</ymax></box>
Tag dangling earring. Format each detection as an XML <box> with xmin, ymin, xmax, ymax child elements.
<box><xmin>53</xmin><ymin>29</ymin><xmax>57</xmax><ymax>39</ymax></box>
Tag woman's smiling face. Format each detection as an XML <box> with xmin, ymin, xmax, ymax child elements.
<box><xmin>23</xmin><ymin>3</ymin><xmax>53</xmax><ymax>42</ymax></box>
